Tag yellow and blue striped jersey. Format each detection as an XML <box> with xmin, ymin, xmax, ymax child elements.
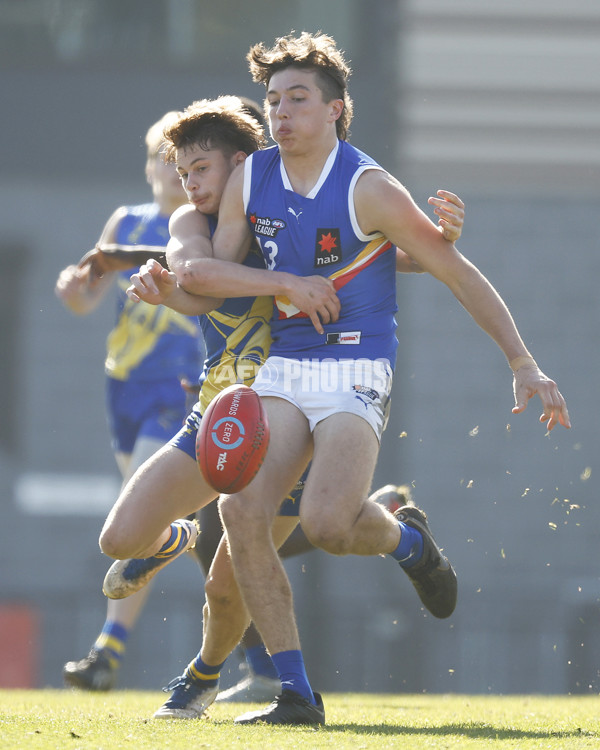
<box><xmin>197</xmin><ymin>244</ymin><xmax>272</xmax><ymax>414</ymax></box>
<box><xmin>105</xmin><ymin>203</ymin><xmax>202</xmax><ymax>384</ymax></box>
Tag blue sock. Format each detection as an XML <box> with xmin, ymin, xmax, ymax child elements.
<box><xmin>245</xmin><ymin>644</ymin><xmax>278</xmax><ymax>679</ymax></box>
<box><xmin>389</xmin><ymin>521</ymin><xmax>424</xmax><ymax>568</ymax></box>
<box><xmin>271</xmin><ymin>649</ymin><xmax>314</xmax><ymax>704</ymax></box>
<box><xmin>184</xmin><ymin>654</ymin><xmax>226</xmax><ymax>688</ymax></box>
<box><xmin>94</xmin><ymin>621</ymin><xmax>129</xmax><ymax>669</ymax></box>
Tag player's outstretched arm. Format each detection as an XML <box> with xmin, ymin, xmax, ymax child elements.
<box><xmin>355</xmin><ymin>170</ymin><xmax>570</xmax><ymax>431</ymax></box>
<box><xmin>55</xmin><ymin>207</ymin><xmax>125</xmax><ymax>314</ymax></box>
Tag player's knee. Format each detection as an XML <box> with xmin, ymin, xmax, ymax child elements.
<box><xmin>98</xmin><ymin>525</ymin><xmax>124</xmax><ymax>559</ymax></box>
<box><xmin>302</xmin><ymin>517</ymin><xmax>351</xmax><ymax>555</ymax></box>
<box><xmin>204</xmin><ymin>570</ymin><xmax>238</xmax><ymax>612</ymax></box>
<box><xmin>99</xmin><ymin>519</ymin><xmax>140</xmax><ymax>559</ymax></box>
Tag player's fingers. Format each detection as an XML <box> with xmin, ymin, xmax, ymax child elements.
<box><xmin>126</xmin><ymin>285</ymin><xmax>141</xmax><ymax>302</ymax></box>
<box><xmin>434</xmin><ymin>206</ymin><xmax>464</xmax><ymax>228</ymax></box>
<box><xmin>137</xmin><ymin>266</ymin><xmax>159</xmax><ymax>294</ymax></box>
<box><xmin>438</xmin><ymin>217</ymin><xmax>460</xmax><ymax>232</ymax></box>
<box><xmin>438</xmin><ymin>219</ymin><xmax>462</xmax><ymax>243</ymax></box>
<box><xmin>146</xmin><ymin>257</ymin><xmax>164</xmax><ymax>275</ymax></box>
<box><xmin>436</xmin><ymin>190</ymin><xmax>465</xmax><ymax>209</ymax></box>
<box><xmin>441</xmin><ymin>227</ymin><xmax>459</xmax><ymax>242</ymax></box>
<box><xmin>511</xmin><ymin>381</ymin><xmax>532</xmax><ymax>415</ymax></box>
<box><xmin>539</xmin><ymin>389</ymin><xmax>571</xmax><ymax>431</ymax></box>
<box><xmin>128</xmin><ymin>272</ymin><xmax>153</xmax><ymax>296</ymax></box>
<box><xmin>325</xmin><ymin>297</ymin><xmax>340</xmax><ymax>323</ymax></box>
<box><xmin>559</xmin><ymin>403</ymin><xmax>571</xmax><ymax>428</ymax></box>
<box><xmin>437</xmin><ymin>201</ymin><xmax>464</xmax><ymax>219</ymax></box>
<box><xmin>324</xmin><ymin>292</ymin><xmax>340</xmax><ymax>322</ymax></box>
<box><xmin>309</xmin><ymin>310</ymin><xmax>324</xmax><ymax>335</ymax></box>
<box><xmin>127</xmin><ymin>274</ymin><xmax>142</xmax><ymax>291</ymax></box>
<box><xmin>429</xmin><ymin>201</ymin><xmax>464</xmax><ymax>243</ymax></box>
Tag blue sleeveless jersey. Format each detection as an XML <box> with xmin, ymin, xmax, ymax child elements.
<box><xmin>105</xmin><ymin>203</ymin><xmax>202</xmax><ymax>384</ymax></box>
<box><xmin>197</xmin><ymin>216</ymin><xmax>273</xmax><ymax>415</ymax></box>
<box><xmin>243</xmin><ymin>141</ymin><xmax>398</xmax><ymax>366</ymax></box>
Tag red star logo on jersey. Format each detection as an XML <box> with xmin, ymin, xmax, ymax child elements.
<box><xmin>318</xmin><ymin>232</ymin><xmax>338</xmax><ymax>253</ymax></box>
<box><xmin>314</xmin><ymin>228</ymin><xmax>341</xmax><ymax>267</ymax></box>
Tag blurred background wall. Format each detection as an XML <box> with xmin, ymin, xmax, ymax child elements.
<box><xmin>0</xmin><ymin>0</ymin><xmax>598</xmax><ymax>695</ymax></box>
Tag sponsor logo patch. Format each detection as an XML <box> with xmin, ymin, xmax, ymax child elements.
<box><xmin>249</xmin><ymin>214</ymin><xmax>286</xmax><ymax>237</ymax></box>
<box><xmin>314</xmin><ymin>228</ymin><xmax>341</xmax><ymax>267</ymax></box>
<box><xmin>326</xmin><ymin>331</ymin><xmax>362</xmax><ymax>345</ymax></box>
<box><xmin>352</xmin><ymin>384</ymin><xmax>379</xmax><ymax>402</ymax></box>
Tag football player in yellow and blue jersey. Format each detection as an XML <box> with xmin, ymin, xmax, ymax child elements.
<box><xmin>97</xmin><ymin>97</ymin><xmax>308</xmax><ymax>706</ymax></box>
<box><xmin>56</xmin><ymin>112</ymin><xmax>203</xmax><ymax>691</ymax></box>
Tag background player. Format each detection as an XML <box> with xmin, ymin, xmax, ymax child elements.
<box><xmin>56</xmin><ymin>112</ymin><xmax>204</xmax><ymax>691</ymax></box>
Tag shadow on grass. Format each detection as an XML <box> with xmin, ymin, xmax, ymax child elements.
<box><xmin>322</xmin><ymin>722</ymin><xmax>596</xmax><ymax>741</ymax></box>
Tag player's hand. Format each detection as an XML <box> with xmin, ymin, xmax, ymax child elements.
<box><xmin>127</xmin><ymin>258</ymin><xmax>177</xmax><ymax>306</ymax></box>
<box><xmin>288</xmin><ymin>275</ymin><xmax>341</xmax><ymax>334</ymax></box>
<box><xmin>428</xmin><ymin>190</ymin><xmax>465</xmax><ymax>243</ymax></box>
<box><xmin>511</xmin><ymin>363</ymin><xmax>571</xmax><ymax>431</ymax></box>
<box><xmin>55</xmin><ymin>264</ymin><xmax>88</xmax><ymax>299</ymax></box>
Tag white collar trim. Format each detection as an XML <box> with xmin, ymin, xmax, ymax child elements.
<box><xmin>279</xmin><ymin>141</ymin><xmax>339</xmax><ymax>198</ymax></box>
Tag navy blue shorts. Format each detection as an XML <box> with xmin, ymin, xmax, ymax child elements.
<box><xmin>106</xmin><ymin>376</ymin><xmax>188</xmax><ymax>454</ymax></box>
<box><xmin>170</xmin><ymin>405</ymin><xmax>305</xmax><ymax>517</ymax></box>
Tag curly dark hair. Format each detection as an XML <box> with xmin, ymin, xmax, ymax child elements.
<box><xmin>162</xmin><ymin>95</ymin><xmax>267</xmax><ymax>163</ymax></box>
<box><xmin>247</xmin><ymin>31</ymin><xmax>353</xmax><ymax>140</ymax></box>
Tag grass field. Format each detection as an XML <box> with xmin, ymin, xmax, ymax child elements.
<box><xmin>1</xmin><ymin>690</ymin><xmax>599</xmax><ymax>749</ymax></box>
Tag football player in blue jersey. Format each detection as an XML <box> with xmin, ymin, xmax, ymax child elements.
<box><xmin>55</xmin><ymin>112</ymin><xmax>204</xmax><ymax>691</ymax></box>
<box><xmin>132</xmin><ymin>32</ymin><xmax>569</xmax><ymax>726</ymax></box>
<box><xmin>122</xmin><ymin>94</ymin><xmax>466</xmax><ymax>721</ymax></box>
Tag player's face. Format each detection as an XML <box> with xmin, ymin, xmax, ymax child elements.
<box><xmin>176</xmin><ymin>145</ymin><xmax>243</xmax><ymax>216</ymax></box>
<box><xmin>147</xmin><ymin>156</ymin><xmax>187</xmax><ymax>207</ymax></box>
<box><xmin>266</xmin><ymin>68</ymin><xmax>342</xmax><ymax>154</ymax></box>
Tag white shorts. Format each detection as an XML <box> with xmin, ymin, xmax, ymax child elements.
<box><xmin>252</xmin><ymin>356</ymin><xmax>393</xmax><ymax>441</ymax></box>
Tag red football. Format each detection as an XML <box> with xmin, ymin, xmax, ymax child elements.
<box><xmin>196</xmin><ymin>384</ymin><xmax>269</xmax><ymax>494</ymax></box>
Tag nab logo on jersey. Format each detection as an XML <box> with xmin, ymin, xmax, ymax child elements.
<box><xmin>249</xmin><ymin>213</ymin><xmax>286</xmax><ymax>238</ymax></box>
<box><xmin>314</xmin><ymin>228</ymin><xmax>341</xmax><ymax>267</ymax></box>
